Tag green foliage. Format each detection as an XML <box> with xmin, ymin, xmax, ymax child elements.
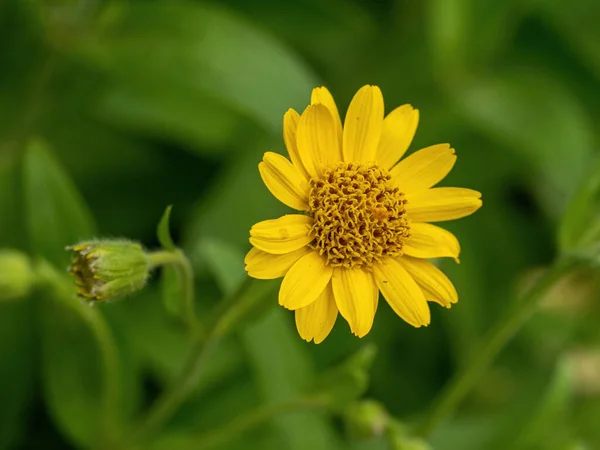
<box><xmin>38</xmin><ymin>294</ymin><xmax>106</xmax><ymax>447</ymax></box>
<box><xmin>157</xmin><ymin>205</ymin><xmax>185</xmax><ymax>317</ymax></box>
<box><xmin>1</xmin><ymin>0</ymin><xmax>600</xmax><ymax>449</ymax></box>
<box><xmin>20</xmin><ymin>136</ymin><xmax>108</xmax><ymax>446</ymax></box>
<box><xmin>513</xmin><ymin>357</ymin><xmax>575</xmax><ymax>449</ymax></box>
<box><xmin>312</xmin><ymin>345</ymin><xmax>378</xmax><ymax>413</ymax></box>
<box><xmin>455</xmin><ymin>71</ymin><xmax>594</xmax><ymax>215</ymax></box>
<box><xmin>200</xmin><ymin>237</ymin><xmax>339</xmax><ymax>449</ymax></box>
<box><xmin>560</xmin><ymin>157</ymin><xmax>600</xmax><ymax>255</ymax></box>
<box><xmin>0</xmin><ymin>301</ymin><xmax>35</xmax><ymax>450</ymax></box>
<box><xmin>157</xmin><ymin>205</ymin><xmax>176</xmax><ymax>251</ymax></box>
<box><xmin>83</xmin><ymin>0</ymin><xmax>319</xmax><ymax>145</ymax></box>
<box><xmin>22</xmin><ymin>139</ymin><xmax>96</xmax><ymax>267</ymax></box>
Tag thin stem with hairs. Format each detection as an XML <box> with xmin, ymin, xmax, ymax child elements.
<box><xmin>148</xmin><ymin>249</ymin><xmax>198</xmax><ymax>333</ymax></box>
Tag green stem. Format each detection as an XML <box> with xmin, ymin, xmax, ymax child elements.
<box><xmin>148</xmin><ymin>249</ymin><xmax>198</xmax><ymax>333</ymax></box>
<box><xmin>193</xmin><ymin>397</ymin><xmax>328</xmax><ymax>449</ymax></box>
<box><xmin>127</xmin><ymin>277</ymin><xmax>254</xmax><ymax>445</ymax></box>
<box><xmin>79</xmin><ymin>302</ymin><xmax>121</xmax><ymax>447</ymax></box>
<box><xmin>415</xmin><ymin>257</ymin><xmax>579</xmax><ymax>438</ymax></box>
<box><xmin>36</xmin><ymin>259</ymin><xmax>120</xmax><ymax>447</ymax></box>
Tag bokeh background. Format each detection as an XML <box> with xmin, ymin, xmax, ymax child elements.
<box><xmin>1</xmin><ymin>0</ymin><xmax>600</xmax><ymax>449</ymax></box>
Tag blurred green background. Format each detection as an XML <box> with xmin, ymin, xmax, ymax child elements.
<box><xmin>2</xmin><ymin>0</ymin><xmax>600</xmax><ymax>449</ymax></box>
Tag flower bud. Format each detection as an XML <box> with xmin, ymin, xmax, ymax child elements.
<box><xmin>0</xmin><ymin>250</ymin><xmax>35</xmax><ymax>301</ymax></box>
<box><xmin>68</xmin><ymin>240</ymin><xmax>150</xmax><ymax>302</ymax></box>
<box><xmin>565</xmin><ymin>348</ymin><xmax>600</xmax><ymax>396</ymax></box>
<box><xmin>389</xmin><ymin>438</ymin><xmax>431</xmax><ymax>450</ymax></box>
<box><xmin>344</xmin><ymin>400</ymin><xmax>389</xmax><ymax>440</ymax></box>
<box><xmin>385</xmin><ymin>420</ymin><xmax>431</xmax><ymax>450</ymax></box>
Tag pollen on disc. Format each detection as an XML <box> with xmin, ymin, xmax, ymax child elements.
<box><xmin>307</xmin><ymin>162</ymin><xmax>410</xmax><ymax>269</ymax></box>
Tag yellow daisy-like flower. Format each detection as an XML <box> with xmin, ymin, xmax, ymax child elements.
<box><xmin>244</xmin><ymin>85</ymin><xmax>482</xmax><ymax>343</ymax></box>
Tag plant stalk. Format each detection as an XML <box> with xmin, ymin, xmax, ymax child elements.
<box><xmin>415</xmin><ymin>257</ymin><xmax>578</xmax><ymax>438</ymax></box>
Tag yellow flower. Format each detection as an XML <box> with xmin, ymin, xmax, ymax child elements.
<box><xmin>245</xmin><ymin>85</ymin><xmax>482</xmax><ymax>343</ymax></box>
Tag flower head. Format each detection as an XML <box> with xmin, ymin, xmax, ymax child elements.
<box><xmin>68</xmin><ymin>239</ymin><xmax>150</xmax><ymax>302</ymax></box>
<box><xmin>245</xmin><ymin>85</ymin><xmax>482</xmax><ymax>343</ymax></box>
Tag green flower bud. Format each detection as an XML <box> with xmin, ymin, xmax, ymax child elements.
<box><xmin>68</xmin><ymin>240</ymin><xmax>150</xmax><ymax>302</ymax></box>
<box><xmin>389</xmin><ymin>438</ymin><xmax>431</xmax><ymax>450</ymax></box>
<box><xmin>0</xmin><ymin>250</ymin><xmax>35</xmax><ymax>301</ymax></box>
<box><xmin>344</xmin><ymin>400</ymin><xmax>389</xmax><ymax>440</ymax></box>
<box><xmin>385</xmin><ymin>420</ymin><xmax>431</xmax><ymax>450</ymax></box>
<box><xmin>565</xmin><ymin>348</ymin><xmax>600</xmax><ymax>396</ymax></box>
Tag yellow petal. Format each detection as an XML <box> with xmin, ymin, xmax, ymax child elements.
<box><xmin>373</xmin><ymin>257</ymin><xmax>430</xmax><ymax>327</ymax></box>
<box><xmin>311</xmin><ymin>86</ymin><xmax>343</xmax><ymax>148</ymax></box>
<box><xmin>390</xmin><ymin>144</ymin><xmax>456</xmax><ymax>193</ymax></box>
<box><xmin>244</xmin><ymin>246</ymin><xmax>311</xmax><ymax>279</ymax></box>
<box><xmin>259</xmin><ymin>152</ymin><xmax>310</xmax><ymax>211</ymax></box>
<box><xmin>403</xmin><ymin>222</ymin><xmax>461</xmax><ymax>262</ymax></box>
<box><xmin>376</xmin><ymin>105</ymin><xmax>419</xmax><ymax>169</ymax></box>
<box><xmin>331</xmin><ymin>267</ymin><xmax>377</xmax><ymax>338</ymax></box>
<box><xmin>283</xmin><ymin>109</ymin><xmax>310</xmax><ymax>179</ymax></box>
<box><xmin>400</xmin><ymin>256</ymin><xmax>458</xmax><ymax>308</ymax></box>
<box><xmin>249</xmin><ymin>215</ymin><xmax>313</xmax><ymax>254</ymax></box>
<box><xmin>343</xmin><ymin>85</ymin><xmax>384</xmax><ymax>163</ymax></box>
<box><xmin>406</xmin><ymin>188</ymin><xmax>482</xmax><ymax>222</ymax></box>
<box><xmin>279</xmin><ymin>251</ymin><xmax>332</xmax><ymax>310</ymax></box>
<box><xmin>296</xmin><ymin>103</ymin><xmax>342</xmax><ymax>179</ymax></box>
<box><xmin>295</xmin><ymin>283</ymin><xmax>338</xmax><ymax>344</ymax></box>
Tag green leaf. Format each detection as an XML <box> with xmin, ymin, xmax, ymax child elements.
<box><xmin>22</xmin><ymin>139</ymin><xmax>96</xmax><ymax>267</ymax></box>
<box><xmin>163</xmin><ymin>371</ymin><xmax>262</xmax><ymax>446</ymax></box>
<box><xmin>96</xmin><ymin>81</ymin><xmax>240</xmax><ymax>153</ymax></box>
<box><xmin>161</xmin><ymin>265</ymin><xmax>183</xmax><ymax>318</ymax></box>
<box><xmin>195</xmin><ymin>236</ymin><xmax>339</xmax><ymax>449</ymax></box>
<box><xmin>513</xmin><ymin>358</ymin><xmax>574</xmax><ymax>449</ymax></box>
<box><xmin>242</xmin><ymin>309</ymin><xmax>341</xmax><ymax>450</ymax></box>
<box><xmin>157</xmin><ymin>205</ymin><xmax>176</xmax><ymax>251</ymax></box>
<box><xmin>0</xmin><ymin>155</ymin><xmax>24</xmax><ymax>247</ymax></box>
<box><xmin>195</xmin><ymin>237</ymin><xmax>245</xmax><ymax>295</ymax></box>
<box><xmin>311</xmin><ymin>345</ymin><xmax>377</xmax><ymax>412</ymax></box>
<box><xmin>541</xmin><ymin>0</ymin><xmax>600</xmax><ymax>81</ymax></box>
<box><xmin>429</xmin><ymin>416</ymin><xmax>511</xmax><ymax>450</ymax></box>
<box><xmin>559</xmin><ymin>156</ymin><xmax>600</xmax><ymax>254</ymax></box>
<box><xmin>426</xmin><ymin>0</ymin><xmax>525</xmax><ymax>74</ymax></box>
<box><xmin>193</xmin><ymin>236</ymin><xmax>278</xmax><ymax>338</ymax></box>
<box><xmin>36</xmin><ymin>261</ymin><xmax>122</xmax><ymax>448</ymax></box>
<box><xmin>100</xmin><ymin>307</ymin><xmax>148</xmax><ymax>433</ymax></box>
<box><xmin>108</xmin><ymin>287</ymin><xmax>243</xmax><ymax>397</ymax></box>
<box><xmin>0</xmin><ymin>301</ymin><xmax>35</xmax><ymax>450</ymax></box>
<box><xmin>455</xmin><ymin>70</ymin><xmax>594</xmax><ymax>216</ymax></box>
<box><xmin>82</xmin><ymin>1</ymin><xmax>319</xmax><ymax>139</ymax></box>
<box><xmin>39</xmin><ymin>297</ymin><xmax>104</xmax><ymax>448</ymax></box>
<box><xmin>107</xmin><ymin>289</ymin><xmax>188</xmax><ymax>382</ymax></box>
<box><xmin>214</xmin><ymin>278</ymin><xmax>280</xmax><ymax>340</ymax></box>
<box><xmin>185</xmin><ymin>137</ymin><xmax>288</xmax><ymax>252</ymax></box>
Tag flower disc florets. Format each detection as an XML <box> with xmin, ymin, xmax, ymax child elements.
<box><xmin>308</xmin><ymin>162</ymin><xmax>410</xmax><ymax>269</ymax></box>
